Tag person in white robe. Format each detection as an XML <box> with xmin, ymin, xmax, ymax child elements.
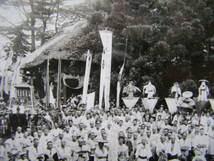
<box><xmin>171</xmin><ymin>82</ymin><xmax>181</xmax><ymax>99</ymax></box>
<box><xmin>117</xmin><ymin>136</ymin><xmax>129</xmax><ymax>161</ymax></box>
<box><xmin>168</xmin><ymin>135</ymin><xmax>181</xmax><ymax>159</ymax></box>
<box><xmin>198</xmin><ymin>81</ymin><xmax>209</xmax><ymax>101</ymax></box>
<box><xmin>143</xmin><ymin>81</ymin><xmax>156</xmax><ymax>98</ymax></box>
<box><xmin>27</xmin><ymin>138</ymin><xmax>44</xmax><ymax>161</ymax></box>
<box><xmin>123</xmin><ymin>81</ymin><xmax>141</xmax><ymax>98</ymax></box>
<box><xmin>207</xmin><ymin>125</ymin><xmax>214</xmax><ymax>160</ymax></box>
<box><xmin>94</xmin><ymin>139</ymin><xmax>109</xmax><ymax>161</ymax></box>
<box><xmin>136</xmin><ymin>138</ymin><xmax>152</xmax><ymax>161</ymax></box>
<box><xmin>57</xmin><ymin>140</ymin><xmax>72</xmax><ymax>160</ymax></box>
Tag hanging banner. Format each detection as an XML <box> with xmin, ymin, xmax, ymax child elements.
<box><xmin>99</xmin><ymin>52</ymin><xmax>105</xmax><ymax>109</ymax></box>
<box><xmin>86</xmin><ymin>92</ymin><xmax>95</xmax><ymax>110</ymax></box>
<box><xmin>122</xmin><ymin>97</ymin><xmax>139</xmax><ymax>109</ymax></box>
<box><xmin>82</xmin><ymin>50</ymin><xmax>92</xmax><ymax>104</ymax></box>
<box><xmin>142</xmin><ymin>98</ymin><xmax>159</xmax><ymax>113</ymax></box>
<box><xmin>99</xmin><ymin>30</ymin><xmax>113</xmax><ymax>111</ymax></box>
<box><xmin>165</xmin><ymin>98</ymin><xmax>178</xmax><ymax>114</ymax></box>
<box><xmin>49</xmin><ymin>83</ymin><xmax>55</xmax><ymax>106</ymax></box>
<box><xmin>116</xmin><ymin>60</ymin><xmax>125</xmax><ymax>108</ymax></box>
<box><xmin>209</xmin><ymin>99</ymin><xmax>214</xmax><ymax>111</ymax></box>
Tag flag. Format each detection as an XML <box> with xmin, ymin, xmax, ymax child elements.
<box><xmin>56</xmin><ymin>58</ymin><xmax>61</xmax><ymax>109</ymax></box>
<box><xmin>99</xmin><ymin>30</ymin><xmax>113</xmax><ymax>111</ymax></box>
<box><xmin>82</xmin><ymin>50</ymin><xmax>92</xmax><ymax>104</ymax></box>
<box><xmin>116</xmin><ymin>60</ymin><xmax>125</xmax><ymax>107</ymax></box>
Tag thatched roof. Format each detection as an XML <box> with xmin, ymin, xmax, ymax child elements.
<box><xmin>21</xmin><ymin>20</ymin><xmax>88</xmax><ymax>68</ymax></box>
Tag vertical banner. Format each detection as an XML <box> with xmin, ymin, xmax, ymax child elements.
<box><xmin>116</xmin><ymin>60</ymin><xmax>125</xmax><ymax>108</ymax></box>
<box><xmin>87</xmin><ymin>92</ymin><xmax>95</xmax><ymax>110</ymax></box>
<box><xmin>99</xmin><ymin>52</ymin><xmax>105</xmax><ymax>109</ymax></box>
<box><xmin>82</xmin><ymin>50</ymin><xmax>92</xmax><ymax>104</ymax></box>
<box><xmin>46</xmin><ymin>58</ymin><xmax>50</xmax><ymax>106</ymax></box>
<box><xmin>56</xmin><ymin>58</ymin><xmax>62</xmax><ymax>109</ymax></box>
<box><xmin>99</xmin><ymin>30</ymin><xmax>113</xmax><ymax>111</ymax></box>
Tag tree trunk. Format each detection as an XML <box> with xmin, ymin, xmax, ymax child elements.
<box><xmin>55</xmin><ymin>0</ymin><xmax>60</xmax><ymax>33</ymax></box>
<box><xmin>41</xmin><ymin>19</ymin><xmax>47</xmax><ymax>45</ymax></box>
<box><xmin>30</xmin><ymin>17</ymin><xmax>36</xmax><ymax>52</ymax></box>
<box><xmin>29</xmin><ymin>0</ymin><xmax>36</xmax><ymax>52</ymax></box>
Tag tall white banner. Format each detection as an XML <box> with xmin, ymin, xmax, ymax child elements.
<box><xmin>87</xmin><ymin>92</ymin><xmax>95</xmax><ymax>110</ymax></box>
<box><xmin>99</xmin><ymin>30</ymin><xmax>113</xmax><ymax>111</ymax></box>
<box><xmin>116</xmin><ymin>60</ymin><xmax>125</xmax><ymax>107</ymax></box>
<box><xmin>82</xmin><ymin>50</ymin><xmax>92</xmax><ymax>104</ymax></box>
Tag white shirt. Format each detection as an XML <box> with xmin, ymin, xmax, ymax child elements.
<box><xmin>136</xmin><ymin>144</ymin><xmax>152</xmax><ymax>160</ymax></box>
<box><xmin>95</xmin><ymin>146</ymin><xmax>108</xmax><ymax>161</ymax></box>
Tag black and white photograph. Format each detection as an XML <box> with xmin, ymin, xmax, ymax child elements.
<box><xmin>0</xmin><ymin>0</ymin><xmax>214</xmax><ymax>160</ymax></box>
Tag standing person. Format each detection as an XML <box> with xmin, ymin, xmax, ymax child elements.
<box><xmin>207</xmin><ymin>125</ymin><xmax>214</xmax><ymax>161</ymax></box>
<box><xmin>168</xmin><ymin>135</ymin><xmax>181</xmax><ymax>160</ymax></box>
<box><xmin>73</xmin><ymin>138</ymin><xmax>90</xmax><ymax>161</ymax></box>
<box><xmin>57</xmin><ymin>140</ymin><xmax>72</xmax><ymax>161</ymax></box>
<box><xmin>5</xmin><ymin>133</ymin><xmax>21</xmax><ymax>159</ymax></box>
<box><xmin>27</xmin><ymin>138</ymin><xmax>44</xmax><ymax>161</ymax></box>
<box><xmin>43</xmin><ymin>140</ymin><xmax>58</xmax><ymax>161</ymax></box>
<box><xmin>198</xmin><ymin>80</ymin><xmax>209</xmax><ymax>101</ymax></box>
<box><xmin>171</xmin><ymin>82</ymin><xmax>182</xmax><ymax>99</ymax></box>
<box><xmin>94</xmin><ymin>139</ymin><xmax>109</xmax><ymax>161</ymax></box>
<box><xmin>143</xmin><ymin>81</ymin><xmax>156</xmax><ymax>99</ymax></box>
<box><xmin>0</xmin><ymin>138</ymin><xmax>6</xmax><ymax>161</ymax></box>
<box><xmin>117</xmin><ymin>136</ymin><xmax>129</xmax><ymax>161</ymax></box>
<box><xmin>135</xmin><ymin>139</ymin><xmax>152</xmax><ymax>161</ymax></box>
<box><xmin>156</xmin><ymin>135</ymin><xmax>169</xmax><ymax>160</ymax></box>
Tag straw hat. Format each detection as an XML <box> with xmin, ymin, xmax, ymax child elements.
<box><xmin>182</xmin><ymin>91</ymin><xmax>193</xmax><ymax>98</ymax></box>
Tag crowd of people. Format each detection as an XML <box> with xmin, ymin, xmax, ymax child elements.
<box><xmin>0</xmin><ymin>96</ymin><xmax>213</xmax><ymax>161</ymax></box>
